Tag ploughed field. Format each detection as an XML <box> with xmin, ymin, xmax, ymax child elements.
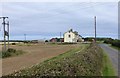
<box><xmin>3</xmin><ymin>43</ymin><xmax>105</xmax><ymax>76</ymax></box>
<box><xmin>2</xmin><ymin>43</ymin><xmax>81</xmax><ymax>76</ymax></box>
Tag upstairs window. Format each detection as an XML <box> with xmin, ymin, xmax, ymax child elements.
<box><xmin>68</xmin><ymin>35</ymin><xmax>71</xmax><ymax>38</ymax></box>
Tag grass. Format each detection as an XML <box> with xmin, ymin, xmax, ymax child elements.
<box><xmin>43</xmin><ymin>44</ymin><xmax>89</xmax><ymax>63</ymax></box>
<box><xmin>0</xmin><ymin>48</ymin><xmax>26</xmax><ymax>58</ymax></box>
<box><xmin>102</xmin><ymin>50</ymin><xmax>116</xmax><ymax>76</ymax></box>
<box><xmin>5</xmin><ymin>43</ymin><xmax>105</xmax><ymax>76</ymax></box>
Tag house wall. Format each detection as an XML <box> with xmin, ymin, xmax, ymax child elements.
<box><xmin>64</xmin><ymin>32</ymin><xmax>76</xmax><ymax>42</ymax></box>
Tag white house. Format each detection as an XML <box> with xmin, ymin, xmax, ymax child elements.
<box><xmin>64</xmin><ymin>29</ymin><xmax>83</xmax><ymax>43</ymax></box>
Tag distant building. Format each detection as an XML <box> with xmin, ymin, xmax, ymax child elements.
<box><xmin>50</xmin><ymin>38</ymin><xmax>57</xmax><ymax>42</ymax></box>
<box><xmin>64</xmin><ymin>29</ymin><xmax>83</xmax><ymax>43</ymax></box>
<box><xmin>50</xmin><ymin>38</ymin><xmax>64</xmax><ymax>42</ymax></box>
<box><xmin>31</xmin><ymin>39</ymin><xmax>45</xmax><ymax>43</ymax></box>
<box><xmin>31</xmin><ymin>40</ymin><xmax>39</xmax><ymax>43</ymax></box>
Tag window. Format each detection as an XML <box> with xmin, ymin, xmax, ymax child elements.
<box><xmin>68</xmin><ymin>35</ymin><xmax>71</xmax><ymax>38</ymax></box>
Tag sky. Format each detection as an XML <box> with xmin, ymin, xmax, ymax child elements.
<box><xmin>0</xmin><ymin>2</ymin><xmax>118</xmax><ymax>40</ymax></box>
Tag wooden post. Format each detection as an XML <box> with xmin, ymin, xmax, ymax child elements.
<box><xmin>94</xmin><ymin>16</ymin><xmax>96</xmax><ymax>42</ymax></box>
<box><xmin>0</xmin><ymin>17</ymin><xmax>8</xmax><ymax>51</ymax></box>
<box><xmin>7</xmin><ymin>21</ymin><xmax>9</xmax><ymax>49</ymax></box>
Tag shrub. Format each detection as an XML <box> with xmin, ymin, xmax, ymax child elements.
<box><xmin>2</xmin><ymin>48</ymin><xmax>25</xmax><ymax>58</ymax></box>
<box><xmin>7</xmin><ymin>48</ymin><xmax>16</xmax><ymax>53</ymax></box>
<box><xmin>2</xmin><ymin>51</ymin><xmax>11</xmax><ymax>58</ymax></box>
<box><xmin>104</xmin><ymin>39</ymin><xmax>120</xmax><ymax>48</ymax></box>
<box><xmin>12</xmin><ymin>43</ymin><xmax>16</xmax><ymax>45</ymax></box>
<box><xmin>45</xmin><ymin>40</ymin><xmax>49</xmax><ymax>42</ymax></box>
<box><xmin>111</xmin><ymin>40</ymin><xmax>120</xmax><ymax>48</ymax></box>
<box><xmin>104</xmin><ymin>39</ymin><xmax>113</xmax><ymax>44</ymax></box>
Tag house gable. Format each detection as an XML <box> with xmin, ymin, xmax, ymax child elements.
<box><xmin>64</xmin><ymin>29</ymin><xmax>83</xmax><ymax>43</ymax></box>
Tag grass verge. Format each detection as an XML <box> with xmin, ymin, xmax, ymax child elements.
<box><xmin>0</xmin><ymin>48</ymin><xmax>26</xmax><ymax>58</ymax></box>
<box><xmin>102</xmin><ymin>50</ymin><xmax>116</xmax><ymax>76</ymax></box>
<box><xmin>43</xmin><ymin>44</ymin><xmax>89</xmax><ymax>63</ymax></box>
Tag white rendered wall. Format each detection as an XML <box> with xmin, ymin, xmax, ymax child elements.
<box><xmin>64</xmin><ymin>32</ymin><xmax>76</xmax><ymax>42</ymax></box>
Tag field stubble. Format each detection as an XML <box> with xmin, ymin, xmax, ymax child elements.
<box><xmin>2</xmin><ymin>43</ymin><xmax>81</xmax><ymax>76</ymax></box>
<box><xmin>8</xmin><ymin>43</ymin><xmax>104</xmax><ymax>76</ymax></box>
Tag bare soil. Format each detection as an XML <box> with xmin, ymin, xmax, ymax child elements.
<box><xmin>2</xmin><ymin>43</ymin><xmax>79</xmax><ymax>76</ymax></box>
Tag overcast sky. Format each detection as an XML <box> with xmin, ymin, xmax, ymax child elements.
<box><xmin>0</xmin><ymin>2</ymin><xmax>118</xmax><ymax>40</ymax></box>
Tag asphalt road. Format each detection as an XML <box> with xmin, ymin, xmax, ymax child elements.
<box><xmin>99</xmin><ymin>44</ymin><xmax>119</xmax><ymax>76</ymax></box>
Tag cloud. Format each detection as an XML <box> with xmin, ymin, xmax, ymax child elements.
<box><xmin>0</xmin><ymin>2</ymin><xmax>118</xmax><ymax>40</ymax></box>
<box><xmin>0</xmin><ymin>0</ymin><xmax>119</xmax><ymax>2</ymax></box>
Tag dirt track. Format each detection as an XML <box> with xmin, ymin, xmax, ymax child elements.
<box><xmin>2</xmin><ymin>44</ymin><xmax>79</xmax><ymax>76</ymax></box>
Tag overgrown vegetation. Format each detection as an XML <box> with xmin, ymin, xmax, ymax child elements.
<box><xmin>83</xmin><ymin>37</ymin><xmax>112</xmax><ymax>42</ymax></box>
<box><xmin>84</xmin><ymin>37</ymin><xmax>120</xmax><ymax>50</ymax></box>
<box><xmin>4</xmin><ymin>43</ymin><xmax>105</xmax><ymax>77</ymax></box>
<box><xmin>0</xmin><ymin>48</ymin><xmax>25</xmax><ymax>58</ymax></box>
<box><xmin>104</xmin><ymin>39</ymin><xmax>120</xmax><ymax>49</ymax></box>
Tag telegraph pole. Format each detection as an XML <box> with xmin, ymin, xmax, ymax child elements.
<box><xmin>94</xmin><ymin>16</ymin><xmax>96</xmax><ymax>42</ymax></box>
<box><xmin>60</xmin><ymin>32</ymin><xmax>61</xmax><ymax>38</ymax></box>
<box><xmin>24</xmin><ymin>34</ymin><xmax>26</xmax><ymax>43</ymax></box>
<box><xmin>7</xmin><ymin>21</ymin><xmax>9</xmax><ymax>48</ymax></box>
<box><xmin>60</xmin><ymin>32</ymin><xmax>62</xmax><ymax>43</ymax></box>
<box><xmin>0</xmin><ymin>17</ymin><xmax>8</xmax><ymax>51</ymax></box>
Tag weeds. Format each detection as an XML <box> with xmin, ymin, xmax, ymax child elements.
<box><xmin>0</xmin><ymin>48</ymin><xmax>25</xmax><ymax>58</ymax></box>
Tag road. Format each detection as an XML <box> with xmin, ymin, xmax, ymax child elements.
<box><xmin>99</xmin><ymin>44</ymin><xmax>119</xmax><ymax>76</ymax></box>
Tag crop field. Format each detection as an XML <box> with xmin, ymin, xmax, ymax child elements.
<box><xmin>2</xmin><ymin>43</ymin><xmax>84</xmax><ymax>76</ymax></box>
